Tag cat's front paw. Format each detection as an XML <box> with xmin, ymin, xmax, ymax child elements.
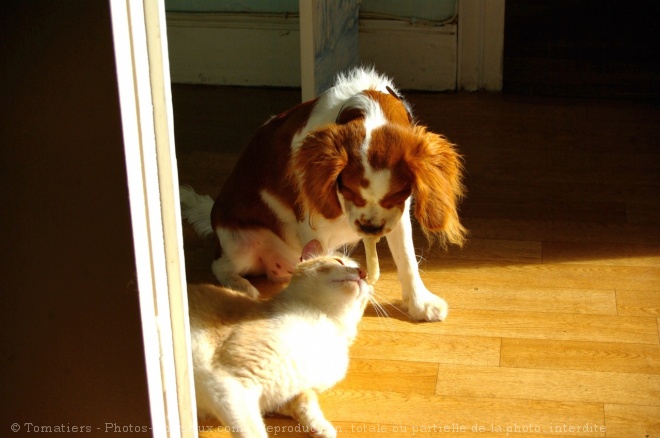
<box><xmin>212</xmin><ymin>264</ymin><xmax>262</xmax><ymax>298</ymax></box>
<box><xmin>309</xmin><ymin>420</ymin><xmax>337</xmax><ymax>438</ymax></box>
<box><xmin>223</xmin><ymin>274</ymin><xmax>261</xmax><ymax>299</ymax></box>
<box><xmin>405</xmin><ymin>289</ymin><xmax>449</xmax><ymax>322</ymax></box>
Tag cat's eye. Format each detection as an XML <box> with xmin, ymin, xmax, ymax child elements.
<box><xmin>333</xmin><ymin>258</ymin><xmax>345</xmax><ymax>265</ymax></box>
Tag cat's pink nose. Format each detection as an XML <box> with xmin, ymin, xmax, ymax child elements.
<box><xmin>358</xmin><ymin>268</ymin><xmax>366</xmax><ymax>279</ymax></box>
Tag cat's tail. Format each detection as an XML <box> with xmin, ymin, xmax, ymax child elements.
<box><xmin>179</xmin><ymin>185</ymin><xmax>215</xmax><ymax>238</ymax></box>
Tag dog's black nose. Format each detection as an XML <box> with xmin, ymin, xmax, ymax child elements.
<box><xmin>358</xmin><ymin>222</ymin><xmax>384</xmax><ymax>235</ymax></box>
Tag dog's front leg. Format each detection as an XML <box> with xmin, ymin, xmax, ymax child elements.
<box><xmin>386</xmin><ymin>202</ymin><xmax>449</xmax><ymax>321</ymax></box>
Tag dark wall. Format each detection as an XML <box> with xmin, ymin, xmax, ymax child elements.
<box><xmin>503</xmin><ymin>0</ymin><xmax>660</xmax><ymax>99</ymax></box>
<box><xmin>0</xmin><ymin>1</ymin><xmax>151</xmax><ymax>433</ymax></box>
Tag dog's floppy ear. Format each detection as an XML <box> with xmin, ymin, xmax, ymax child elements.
<box><xmin>292</xmin><ymin>125</ymin><xmax>351</xmax><ymax>219</ymax></box>
<box><xmin>405</xmin><ymin>126</ymin><xmax>467</xmax><ymax>247</ymax></box>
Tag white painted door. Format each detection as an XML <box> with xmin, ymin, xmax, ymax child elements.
<box><xmin>299</xmin><ymin>0</ymin><xmax>361</xmax><ymax>100</ymax></box>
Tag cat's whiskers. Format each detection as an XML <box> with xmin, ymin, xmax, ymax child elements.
<box><xmin>337</xmin><ymin>243</ymin><xmax>359</xmax><ymax>259</ymax></box>
<box><xmin>374</xmin><ymin>290</ymin><xmax>403</xmax><ymax>315</ymax></box>
<box><xmin>335</xmin><ymin>242</ymin><xmax>410</xmax><ymax>330</ymax></box>
<box><xmin>367</xmin><ymin>300</ymin><xmax>390</xmax><ymax>332</ymax></box>
<box><xmin>364</xmin><ymin>292</ymin><xmax>399</xmax><ymax>333</ymax></box>
<box><xmin>367</xmin><ymin>294</ymin><xmax>387</xmax><ymax>317</ymax></box>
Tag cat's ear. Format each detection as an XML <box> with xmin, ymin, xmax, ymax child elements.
<box><xmin>300</xmin><ymin>239</ymin><xmax>323</xmax><ymax>261</ymax></box>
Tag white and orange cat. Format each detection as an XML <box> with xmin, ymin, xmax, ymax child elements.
<box><xmin>188</xmin><ymin>240</ymin><xmax>372</xmax><ymax>438</ymax></box>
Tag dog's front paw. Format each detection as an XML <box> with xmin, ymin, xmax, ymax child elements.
<box><xmin>405</xmin><ymin>289</ymin><xmax>449</xmax><ymax>322</ymax></box>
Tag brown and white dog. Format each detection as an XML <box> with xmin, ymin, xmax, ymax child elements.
<box><xmin>180</xmin><ymin>68</ymin><xmax>466</xmax><ymax>321</ymax></box>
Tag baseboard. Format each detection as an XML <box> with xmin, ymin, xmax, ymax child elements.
<box><xmin>359</xmin><ymin>19</ymin><xmax>457</xmax><ymax>91</ymax></box>
<box><xmin>166</xmin><ymin>12</ymin><xmax>457</xmax><ymax>91</ymax></box>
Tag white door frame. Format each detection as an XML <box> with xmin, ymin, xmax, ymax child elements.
<box><xmin>109</xmin><ymin>1</ymin><xmax>196</xmax><ymax>437</ymax></box>
<box><xmin>457</xmin><ymin>0</ymin><xmax>506</xmax><ymax>91</ymax></box>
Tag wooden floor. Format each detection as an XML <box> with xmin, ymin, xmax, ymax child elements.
<box><xmin>173</xmin><ymin>85</ymin><xmax>660</xmax><ymax>437</ymax></box>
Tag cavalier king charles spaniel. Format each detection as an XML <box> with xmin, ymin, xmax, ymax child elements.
<box><xmin>181</xmin><ymin>67</ymin><xmax>465</xmax><ymax>321</ymax></box>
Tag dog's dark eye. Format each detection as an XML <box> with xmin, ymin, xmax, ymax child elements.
<box><xmin>338</xmin><ymin>177</ymin><xmax>367</xmax><ymax>207</ymax></box>
<box><xmin>343</xmin><ymin>188</ymin><xmax>366</xmax><ymax>207</ymax></box>
<box><xmin>381</xmin><ymin>188</ymin><xmax>411</xmax><ymax>209</ymax></box>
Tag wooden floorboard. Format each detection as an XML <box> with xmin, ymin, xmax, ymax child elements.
<box><xmin>173</xmin><ymin>86</ymin><xmax>660</xmax><ymax>436</ymax></box>
<box><xmin>500</xmin><ymin>338</ymin><xmax>660</xmax><ymax>375</ymax></box>
<box><xmin>359</xmin><ymin>307</ymin><xmax>659</xmax><ymax>345</ymax></box>
<box><xmin>435</xmin><ymin>364</ymin><xmax>660</xmax><ymax>406</ymax></box>
<box><xmin>350</xmin><ymin>331</ymin><xmax>501</xmax><ymax>366</ymax></box>
<box><xmin>603</xmin><ymin>404</ymin><xmax>660</xmax><ymax>438</ymax></box>
<box><xmin>616</xmin><ymin>290</ymin><xmax>660</xmax><ymax>317</ymax></box>
<box><xmin>317</xmin><ymin>390</ymin><xmax>606</xmax><ymax>437</ymax></box>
